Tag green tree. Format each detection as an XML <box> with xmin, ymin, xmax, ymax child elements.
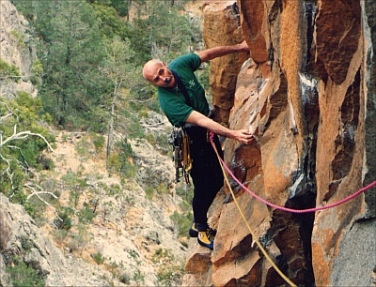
<box><xmin>91</xmin><ymin>3</ymin><xmax>130</xmax><ymax>39</ymax></box>
<box><xmin>12</xmin><ymin>0</ymin><xmax>201</xmax><ymax>134</ymax></box>
<box><xmin>29</xmin><ymin>1</ymin><xmax>110</xmax><ymax>130</ymax></box>
<box><xmin>101</xmin><ymin>37</ymin><xmax>134</xmax><ymax>165</ymax></box>
<box><xmin>127</xmin><ymin>0</ymin><xmax>193</xmax><ymax>66</ymax></box>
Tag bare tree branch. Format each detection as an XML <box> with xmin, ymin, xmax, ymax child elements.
<box><xmin>0</xmin><ymin>112</ymin><xmax>13</xmax><ymax>123</ymax></box>
<box><xmin>24</xmin><ymin>181</ymin><xmax>58</xmax><ymax>206</ymax></box>
<box><xmin>0</xmin><ymin>74</ymin><xmax>36</xmax><ymax>80</ymax></box>
<box><xmin>0</xmin><ymin>124</ymin><xmax>54</xmax><ymax>152</ymax></box>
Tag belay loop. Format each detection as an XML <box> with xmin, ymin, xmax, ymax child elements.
<box><xmin>168</xmin><ymin>126</ymin><xmax>192</xmax><ymax>185</ymax></box>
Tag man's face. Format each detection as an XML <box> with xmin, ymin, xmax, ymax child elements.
<box><xmin>143</xmin><ymin>60</ymin><xmax>176</xmax><ymax>88</ymax></box>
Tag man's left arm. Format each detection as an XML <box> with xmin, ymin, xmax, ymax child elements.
<box><xmin>195</xmin><ymin>40</ymin><xmax>249</xmax><ymax>62</ymax></box>
<box><xmin>186</xmin><ymin>110</ymin><xmax>254</xmax><ymax>145</ymax></box>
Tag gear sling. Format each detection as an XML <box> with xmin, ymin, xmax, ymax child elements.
<box><xmin>168</xmin><ymin>70</ymin><xmax>193</xmax><ymax>184</ymax></box>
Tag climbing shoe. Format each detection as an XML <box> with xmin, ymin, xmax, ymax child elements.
<box><xmin>198</xmin><ymin>230</ymin><xmax>214</xmax><ymax>250</ymax></box>
<box><xmin>189</xmin><ymin>223</ymin><xmax>217</xmax><ymax>238</ymax></box>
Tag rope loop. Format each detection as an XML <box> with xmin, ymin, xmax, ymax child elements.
<box><xmin>209</xmin><ymin>133</ymin><xmax>375</xmax><ymax>213</ymax></box>
<box><xmin>209</xmin><ymin>132</ymin><xmax>375</xmax><ymax>286</ymax></box>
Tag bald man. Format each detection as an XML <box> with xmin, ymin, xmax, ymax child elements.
<box><xmin>142</xmin><ymin>41</ymin><xmax>254</xmax><ymax>250</ymax></box>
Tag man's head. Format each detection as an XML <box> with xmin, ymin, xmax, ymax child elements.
<box><xmin>142</xmin><ymin>59</ymin><xmax>176</xmax><ymax>88</ymax></box>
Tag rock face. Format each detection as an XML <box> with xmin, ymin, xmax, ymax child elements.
<box><xmin>184</xmin><ymin>1</ymin><xmax>376</xmax><ymax>286</ymax></box>
<box><xmin>0</xmin><ymin>193</ymin><xmax>113</xmax><ymax>286</ymax></box>
<box><xmin>201</xmin><ymin>1</ymin><xmax>249</xmax><ymax>126</ymax></box>
<box><xmin>0</xmin><ymin>0</ymin><xmax>38</xmax><ymax>98</ymax></box>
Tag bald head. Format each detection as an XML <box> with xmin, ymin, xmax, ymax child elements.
<box><xmin>142</xmin><ymin>59</ymin><xmax>163</xmax><ymax>82</ymax></box>
<box><xmin>142</xmin><ymin>59</ymin><xmax>176</xmax><ymax>88</ymax></box>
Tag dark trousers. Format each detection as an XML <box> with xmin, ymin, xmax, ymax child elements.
<box><xmin>185</xmin><ymin>126</ymin><xmax>224</xmax><ymax>231</ymax></box>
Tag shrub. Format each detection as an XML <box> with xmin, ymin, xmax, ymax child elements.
<box><xmin>92</xmin><ymin>252</ymin><xmax>106</xmax><ymax>265</ymax></box>
<box><xmin>6</xmin><ymin>256</ymin><xmax>45</xmax><ymax>287</ymax></box>
<box><xmin>36</xmin><ymin>154</ymin><xmax>55</xmax><ymax>171</ymax></box>
<box><xmin>152</xmin><ymin>248</ymin><xmax>184</xmax><ymax>286</ymax></box>
<box><xmin>145</xmin><ymin>186</ymin><xmax>154</xmax><ymax>199</ymax></box>
<box><xmin>119</xmin><ymin>273</ymin><xmax>131</xmax><ymax>284</ymax></box>
<box><xmin>20</xmin><ymin>235</ymin><xmax>33</xmax><ymax>252</ymax></box>
<box><xmin>78</xmin><ymin>205</ymin><xmax>96</xmax><ymax>223</ymax></box>
<box><xmin>170</xmin><ymin>210</ymin><xmax>192</xmax><ymax>238</ymax></box>
<box><xmin>92</xmin><ymin>133</ymin><xmax>105</xmax><ymax>154</ymax></box>
<box><xmin>10</xmin><ymin>30</ymin><xmax>26</xmax><ymax>47</ymax></box>
<box><xmin>54</xmin><ymin>208</ymin><xmax>73</xmax><ymax>230</ymax></box>
<box><xmin>0</xmin><ymin>58</ymin><xmax>20</xmax><ymax>81</ymax></box>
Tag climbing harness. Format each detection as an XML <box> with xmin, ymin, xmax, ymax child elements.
<box><xmin>168</xmin><ymin>126</ymin><xmax>192</xmax><ymax>185</ymax></box>
<box><xmin>208</xmin><ymin>131</ymin><xmax>375</xmax><ymax>287</ymax></box>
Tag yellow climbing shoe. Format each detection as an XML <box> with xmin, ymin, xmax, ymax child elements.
<box><xmin>198</xmin><ymin>230</ymin><xmax>214</xmax><ymax>250</ymax></box>
<box><xmin>189</xmin><ymin>223</ymin><xmax>217</xmax><ymax>238</ymax></box>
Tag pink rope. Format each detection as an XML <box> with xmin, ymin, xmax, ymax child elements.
<box><xmin>209</xmin><ymin>133</ymin><xmax>376</xmax><ymax>213</ymax></box>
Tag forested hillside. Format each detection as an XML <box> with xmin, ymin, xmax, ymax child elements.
<box><xmin>0</xmin><ymin>1</ymin><xmax>206</xmax><ymax>286</ymax></box>
<box><xmin>13</xmin><ymin>0</ymin><xmax>203</xmax><ymax>130</ymax></box>
<box><xmin>1</xmin><ymin>0</ymin><xmax>205</xmax><ymax>205</ymax></box>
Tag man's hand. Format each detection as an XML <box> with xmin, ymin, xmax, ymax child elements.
<box><xmin>238</xmin><ymin>40</ymin><xmax>250</xmax><ymax>53</ymax></box>
<box><xmin>231</xmin><ymin>129</ymin><xmax>255</xmax><ymax>145</ymax></box>
<box><xmin>186</xmin><ymin>111</ymin><xmax>256</xmax><ymax>145</ymax></box>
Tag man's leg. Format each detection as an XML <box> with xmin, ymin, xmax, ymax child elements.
<box><xmin>188</xmin><ymin>130</ymin><xmax>223</xmax><ymax>249</ymax></box>
<box><xmin>190</xmin><ymin>135</ymin><xmax>223</xmax><ymax>229</ymax></box>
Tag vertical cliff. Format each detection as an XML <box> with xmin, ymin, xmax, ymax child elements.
<box><xmin>0</xmin><ymin>0</ymin><xmax>38</xmax><ymax>98</ymax></box>
<box><xmin>183</xmin><ymin>0</ymin><xmax>375</xmax><ymax>286</ymax></box>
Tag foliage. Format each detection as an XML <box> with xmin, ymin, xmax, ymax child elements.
<box><xmin>5</xmin><ymin>256</ymin><xmax>45</xmax><ymax>287</ymax></box>
<box><xmin>24</xmin><ymin>193</ymin><xmax>49</xmax><ymax>227</ymax></box>
<box><xmin>133</xmin><ymin>270</ymin><xmax>145</xmax><ymax>285</ymax></box>
<box><xmin>67</xmin><ymin>224</ymin><xmax>91</xmax><ymax>254</ymax></box>
<box><xmin>3</xmin><ymin>2</ymin><xmax>206</xmax><ymax>283</ymax></box>
<box><xmin>152</xmin><ymin>248</ymin><xmax>184</xmax><ymax>286</ymax></box>
<box><xmin>0</xmin><ymin>94</ymin><xmax>54</xmax><ymax>201</ymax></box>
<box><xmin>91</xmin><ymin>133</ymin><xmax>105</xmax><ymax>154</ymax></box>
<box><xmin>10</xmin><ymin>30</ymin><xmax>26</xmax><ymax>48</ymax></box>
<box><xmin>78</xmin><ymin>205</ymin><xmax>96</xmax><ymax>223</ymax></box>
<box><xmin>60</xmin><ymin>172</ymin><xmax>87</xmax><ymax>207</ymax></box>
<box><xmin>35</xmin><ymin>154</ymin><xmax>55</xmax><ymax>171</ymax></box>
<box><xmin>30</xmin><ymin>59</ymin><xmax>44</xmax><ymax>86</ymax></box>
<box><xmin>28</xmin><ymin>1</ymin><xmax>111</xmax><ymax>130</ymax></box>
<box><xmin>170</xmin><ymin>210</ymin><xmax>193</xmax><ymax>238</ymax></box>
<box><xmin>13</xmin><ymin>0</ymin><xmax>201</xmax><ymax>132</ymax></box>
<box><xmin>92</xmin><ymin>251</ymin><xmax>106</xmax><ymax>265</ymax></box>
<box><xmin>19</xmin><ymin>235</ymin><xmax>34</xmax><ymax>252</ymax></box>
<box><xmin>54</xmin><ymin>207</ymin><xmax>74</xmax><ymax>230</ymax></box>
<box><xmin>114</xmin><ymin>138</ymin><xmax>137</xmax><ymax>178</ymax></box>
<box><xmin>145</xmin><ymin>186</ymin><xmax>154</xmax><ymax>199</ymax></box>
<box><xmin>0</xmin><ymin>58</ymin><xmax>20</xmax><ymax>81</ymax></box>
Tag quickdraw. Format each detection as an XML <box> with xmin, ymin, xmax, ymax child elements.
<box><xmin>168</xmin><ymin>127</ymin><xmax>192</xmax><ymax>185</ymax></box>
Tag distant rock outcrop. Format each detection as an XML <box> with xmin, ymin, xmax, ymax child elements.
<box><xmin>183</xmin><ymin>1</ymin><xmax>376</xmax><ymax>286</ymax></box>
<box><xmin>0</xmin><ymin>0</ymin><xmax>38</xmax><ymax>98</ymax></box>
<box><xmin>0</xmin><ymin>193</ymin><xmax>113</xmax><ymax>286</ymax></box>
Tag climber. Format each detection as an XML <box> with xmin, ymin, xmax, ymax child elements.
<box><xmin>142</xmin><ymin>40</ymin><xmax>255</xmax><ymax>250</ymax></box>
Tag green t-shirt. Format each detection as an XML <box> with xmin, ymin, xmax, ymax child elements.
<box><xmin>158</xmin><ymin>53</ymin><xmax>209</xmax><ymax>127</ymax></box>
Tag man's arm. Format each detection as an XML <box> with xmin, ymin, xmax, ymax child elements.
<box><xmin>195</xmin><ymin>40</ymin><xmax>249</xmax><ymax>63</ymax></box>
<box><xmin>186</xmin><ymin>110</ymin><xmax>254</xmax><ymax>145</ymax></box>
